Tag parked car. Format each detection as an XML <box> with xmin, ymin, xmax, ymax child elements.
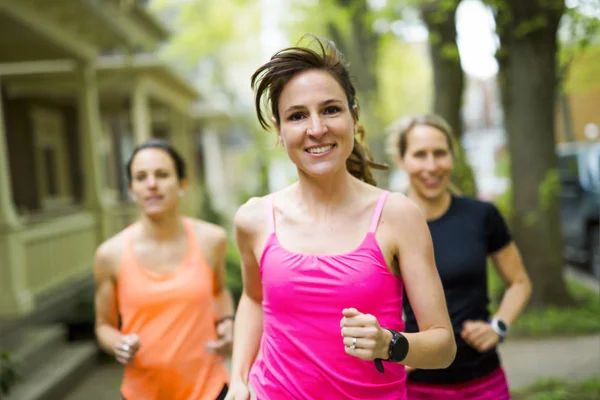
<box><xmin>558</xmin><ymin>142</ymin><xmax>600</xmax><ymax>279</ymax></box>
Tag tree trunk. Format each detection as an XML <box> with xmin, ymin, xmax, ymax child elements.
<box><xmin>496</xmin><ymin>0</ymin><xmax>573</xmax><ymax>307</ymax></box>
<box><xmin>420</xmin><ymin>1</ymin><xmax>477</xmax><ymax>196</ymax></box>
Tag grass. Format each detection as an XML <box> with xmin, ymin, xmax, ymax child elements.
<box><xmin>512</xmin><ymin>378</ymin><xmax>600</xmax><ymax>400</ymax></box>
<box><xmin>488</xmin><ymin>266</ymin><xmax>600</xmax><ymax>338</ymax></box>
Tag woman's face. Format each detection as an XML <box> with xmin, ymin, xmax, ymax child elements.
<box><xmin>128</xmin><ymin>148</ymin><xmax>186</xmax><ymax>217</ymax></box>
<box><xmin>275</xmin><ymin>69</ymin><xmax>356</xmax><ymax>179</ymax></box>
<box><xmin>398</xmin><ymin>125</ymin><xmax>454</xmax><ymax>201</ymax></box>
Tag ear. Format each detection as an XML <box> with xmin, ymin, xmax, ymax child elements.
<box><xmin>394</xmin><ymin>154</ymin><xmax>405</xmax><ymax>170</ymax></box>
<box><xmin>352</xmin><ymin>104</ymin><xmax>359</xmax><ymax>122</ymax></box>
<box><xmin>179</xmin><ymin>178</ymin><xmax>189</xmax><ymax>191</ymax></box>
<box><xmin>271</xmin><ymin>117</ymin><xmax>284</xmax><ymax>146</ymax></box>
<box><xmin>271</xmin><ymin>116</ymin><xmax>281</xmax><ymax>135</ymax></box>
<box><xmin>351</xmin><ymin>105</ymin><xmax>360</xmax><ymax>134</ymax></box>
<box><xmin>128</xmin><ymin>191</ymin><xmax>137</xmax><ymax>202</ymax></box>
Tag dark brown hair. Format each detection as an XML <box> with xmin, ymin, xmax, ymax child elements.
<box><xmin>126</xmin><ymin>138</ymin><xmax>187</xmax><ymax>184</ymax></box>
<box><xmin>250</xmin><ymin>35</ymin><xmax>386</xmax><ymax>186</ymax></box>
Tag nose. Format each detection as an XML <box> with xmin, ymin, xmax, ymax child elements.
<box><xmin>146</xmin><ymin>175</ymin><xmax>157</xmax><ymax>188</ymax></box>
<box><xmin>307</xmin><ymin>114</ymin><xmax>327</xmax><ymax>139</ymax></box>
<box><xmin>424</xmin><ymin>154</ymin><xmax>437</xmax><ymax>171</ymax></box>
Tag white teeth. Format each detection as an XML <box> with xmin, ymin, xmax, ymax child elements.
<box><xmin>307</xmin><ymin>145</ymin><xmax>334</xmax><ymax>154</ymax></box>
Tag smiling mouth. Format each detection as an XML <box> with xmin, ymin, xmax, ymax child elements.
<box><xmin>422</xmin><ymin>178</ymin><xmax>442</xmax><ymax>188</ymax></box>
<box><xmin>306</xmin><ymin>144</ymin><xmax>336</xmax><ymax>154</ymax></box>
<box><xmin>145</xmin><ymin>195</ymin><xmax>163</xmax><ymax>202</ymax></box>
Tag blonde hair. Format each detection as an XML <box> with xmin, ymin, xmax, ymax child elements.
<box><xmin>387</xmin><ymin>114</ymin><xmax>462</xmax><ymax>195</ymax></box>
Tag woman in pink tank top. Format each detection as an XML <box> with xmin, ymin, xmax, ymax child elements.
<box><xmin>225</xmin><ymin>36</ymin><xmax>457</xmax><ymax>400</ymax></box>
<box><xmin>94</xmin><ymin>139</ymin><xmax>234</xmax><ymax>399</ymax></box>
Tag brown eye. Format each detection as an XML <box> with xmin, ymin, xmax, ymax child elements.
<box><xmin>289</xmin><ymin>112</ymin><xmax>304</xmax><ymax>121</ymax></box>
<box><xmin>324</xmin><ymin>106</ymin><xmax>341</xmax><ymax>114</ymax></box>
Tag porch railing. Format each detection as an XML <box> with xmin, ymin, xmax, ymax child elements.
<box><xmin>19</xmin><ymin>212</ymin><xmax>98</xmax><ymax>297</ymax></box>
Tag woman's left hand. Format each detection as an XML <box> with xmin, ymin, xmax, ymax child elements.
<box><xmin>206</xmin><ymin>318</ymin><xmax>234</xmax><ymax>357</ymax></box>
<box><xmin>461</xmin><ymin>320</ymin><xmax>500</xmax><ymax>353</ymax></box>
<box><xmin>340</xmin><ymin>308</ymin><xmax>391</xmax><ymax>361</ymax></box>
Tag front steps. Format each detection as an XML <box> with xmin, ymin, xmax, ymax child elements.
<box><xmin>2</xmin><ymin>324</ymin><xmax>97</xmax><ymax>400</ymax></box>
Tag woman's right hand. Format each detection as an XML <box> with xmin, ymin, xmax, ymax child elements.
<box><xmin>113</xmin><ymin>333</ymin><xmax>141</xmax><ymax>365</ymax></box>
<box><xmin>224</xmin><ymin>382</ymin><xmax>250</xmax><ymax>400</ymax></box>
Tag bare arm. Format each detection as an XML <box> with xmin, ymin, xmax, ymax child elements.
<box><xmin>94</xmin><ymin>239</ymin><xmax>140</xmax><ymax>364</ymax></box>
<box><xmin>229</xmin><ymin>199</ymin><xmax>265</xmax><ymax>389</ymax></box>
<box><xmin>210</xmin><ymin>228</ymin><xmax>235</xmax><ymax>321</ymax></box>
<box><xmin>393</xmin><ymin>196</ymin><xmax>456</xmax><ymax>369</ymax></box>
<box><xmin>93</xmin><ymin>244</ymin><xmax>122</xmax><ymax>356</ymax></box>
<box><xmin>491</xmin><ymin>242</ymin><xmax>532</xmax><ymax>326</ymax></box>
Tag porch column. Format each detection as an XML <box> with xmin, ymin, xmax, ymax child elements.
<box><xmin>171</xmin><ymin>111</ymin><xmax>200</xmax><ymax>217</ymax></box>
<box><xmin>0</xmin><ymin>79</ymin><xmax>21</xmax><ymax>229</ymax></box>
<box><xmin>200</xmin><ymin>123</ymin><xmax>229</xmax><ymax>213</ymax></box>
<box><xmin>77</xmin><ymin>63</ymin><xmax>107</xmax><ymax>239</ymax></box>
<box><xmin>0</xmin><ymin>78</ymin><xmax>31</xmax><ymax>316</ymax></box>
<box><xmin>131</xmin><ymin>81</ymin><xmax>151</xmax><ymax>144</ymax></box>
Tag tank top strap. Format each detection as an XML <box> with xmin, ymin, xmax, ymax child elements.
<box><xmin>266</xmin><ymin>194</ymin><xmax>276</xmax><ymax>234</ymax></box>
<box><xmin>181</xmin><ymin>218</ymin><xmax>203</xmax><ymax>267</ymax></box>
<box><xmin>368</xmin><ymin>191</ymin><xmax>390</xmax><ymax>233</ymax></box>
<box><xmin>123</xmin><ymin>224</ymin><xmax>136</xmax><ymax>258</ymax></box>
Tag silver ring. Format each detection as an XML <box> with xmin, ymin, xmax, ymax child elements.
<box><xmin>350</xmin><ymin>338</ymin><xmax>357</xmax><ymax>350</ymax></box>
<box><xmin>121</xmin><ymin>343</ymin><xmax>130</xmax><ymax>352</ymax></box>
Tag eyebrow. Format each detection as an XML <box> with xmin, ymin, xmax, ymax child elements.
<box><xmin>283</xmin><ymin>98</ymin><xmax>343</xmax><ymax>114</ymax></box>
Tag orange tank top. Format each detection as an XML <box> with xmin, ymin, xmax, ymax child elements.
<box><xmin>117</xmin><ymin>219</ymin><xmax>228</xmax><ymax>400</ymax></box>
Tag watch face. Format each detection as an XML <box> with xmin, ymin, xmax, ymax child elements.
<box><xmin>391</xmin><ymin>333</ymin><xmax>409</xmax><ymax>362</ymax></box>
<box><xmin>496</xmin><ymin>320</ymin><xmax>507</xmax><ymax>332</ymax></box>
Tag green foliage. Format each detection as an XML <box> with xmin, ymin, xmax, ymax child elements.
<box><xmin>539</xmin><ymin>168</ymin><xmax>560</xmax><ymax>211</ymax></box>
<box><xmin>0</xmin><ymin>350</ymin><xmax>17</xmax><ymax>396</ymax></box>
<box><xmin>512</xmin><ymin>377</ymin><xmax>600</xmax><ymax>400</ymax></box>
<box><xmin>376</xmin><ymin>38</ymin><xmax>432</xmax><ymax>126</ymax></box>
<box><xmin>563</xmin><ymin>45</ymin><xmax>600</xmax><ymax>94</ymax></box>
<box><xmin>514</xmin><ymin>15</ymin><xmax>549</xmax><ymax>38</ymax></box>
<box><xmin>560</xmin><ymin>0</ymin><xmax>600</xmax><ymax>83</ymax></box>
<box><xmin>199</xmin><ymin>182</ymin><xmax>225</xmax><ymax>227</ymax></box>
<box><xmin>440</xmin><ymin>43</ymin><xmax>461</xmax><ymax>61</ymax></box>
<box><xmin>198</xmin><ymin>182</ymin><xmax>243</xmax><ymax>307</ymax></box>
<box><xmin>489</xmin><ymin>268</ymin><xmax>600</xmax><ymax>337</ymax></box>
<box><xmin>225</xmin><ymin>240</ymin><xmax>243</xmax><ymax>308</ymax></box>
<box><xmin>150</xmin><ymin>0</ymin><xmax>259</xmax><ymax>66</ymax></box>
<box><xmin>493</xmin><ymin>151</ymin><xmax>561</xmax><ymax>225</ymax></box>
<box><xmin>451</xmin><ymin>148</ymin><xmax>477</xmax><ymax>197</ymax></box>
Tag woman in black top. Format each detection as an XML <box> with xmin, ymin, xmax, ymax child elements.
<box><xmin>390</xmin><ymin>115</ymin><xmax>532</xmax><ymax>399</ymax></box>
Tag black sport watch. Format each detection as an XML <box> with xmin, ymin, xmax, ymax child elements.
<box><xmin>386</xmin><ymin>329</ymin><xmax>409</xmax><ymax>362</ymax></box>
<box><xmin>374</xmin><ymin>328</ymin><xmax>410</xmax><ymax>373</ymax></box>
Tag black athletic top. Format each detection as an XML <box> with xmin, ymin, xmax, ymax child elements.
<box><xmin>403</xmin><ymin>195</ymin><xmax>512</xmax><ymax>384</ymax></box>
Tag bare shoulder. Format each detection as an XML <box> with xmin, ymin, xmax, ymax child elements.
<box><xmin>233</xmin><ymin>196</ymin><xmax>270</xmax><ymax>236</ymax></box>
<box><xmin>381</xmin><ymin>192</ymin><xmax>427</xmax><ymax>229</ymax></box>
<box><xmin>94</xmin><ymin>230</ymin><xmax>127</xmax><ymax>280</ymax></box>
<box><xmin>189</xmin><ymin>218</ymin><xmax>227</xmax><ymax>246</ymax></box>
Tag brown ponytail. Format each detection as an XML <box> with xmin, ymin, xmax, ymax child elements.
<box><xmin>251</xmin><ymin>34</ymin><xmax>386</xmax><ymax>186</ymax></box>
<box><xmin>347</xmin><ymin>125</ymin><xmax>387</xmax><ymax>186</ymax></box>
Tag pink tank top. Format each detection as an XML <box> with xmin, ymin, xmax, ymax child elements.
<box><xmin>249</xmin><ymin>191</ymin><xmax>407</xmax><ymax>400</ymax></box>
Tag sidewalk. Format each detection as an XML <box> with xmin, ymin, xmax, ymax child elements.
<box><xmin>64</xmin><ymin>333</ymin><xmax>600</xmax><ymax>399</ymax></box>
<box><xmin>499</xmin><ymin>333</ymin><xmax>600</xmax><ymax>389</ymax></box>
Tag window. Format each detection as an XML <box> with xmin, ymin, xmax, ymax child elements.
<box><xmin>31</xmin><ymin>107</ymin><xmax>73</xmax><ymax>210</ymax></box>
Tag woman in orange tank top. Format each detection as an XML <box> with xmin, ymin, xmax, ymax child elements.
<box><xmin>94</xmin><ymin>138</ymin><xmax>234</xmax><ymax>400</ymax></box>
